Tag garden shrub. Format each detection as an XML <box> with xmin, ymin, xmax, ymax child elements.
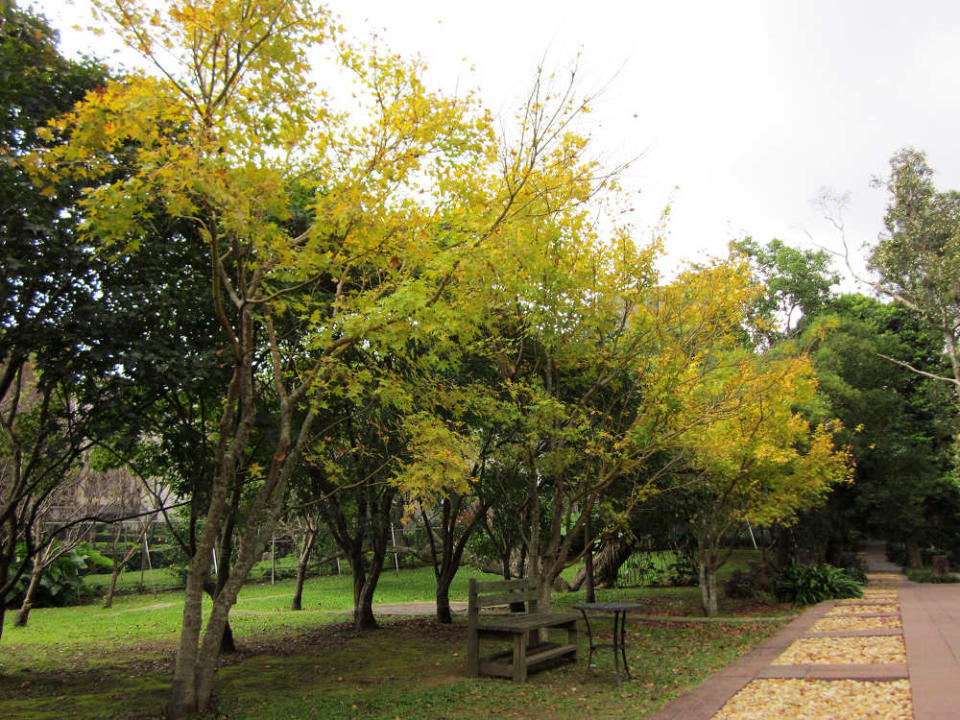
<box><xmin>773</xmin><ymin>563</ymin><xmax>863</xmax><ymax>605</ymax></box>
<box><xmin>724</xmin><ymin>561</ymin><xmax>772</xmax><ymax>601</ymax></box>
<box><xmin>12</xmin><ymin>544</ymin><xmax>111</xmax><ymax>608</ymax></box>
<box><xmin>906</xmin><ymin>568</ymin><xmax>960</xmax><ymax>583</ymax></box>
<box><xmin>836</xmin><ymin>551</ymin><xmax>868</xmax><ymax>584</ymax></box>
<box><xmin>885</xmin><ymin>542</ymin><xmax>907</xmax><ymax>567</ymax></box>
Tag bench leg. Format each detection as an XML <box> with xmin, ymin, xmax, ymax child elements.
<box><xmin>467</xmin><ymin>628</ymin><xmax>479</xmax><ymax>677</ymax></box>
<box><xmin>567</xmin><ymin>622</ymin><xmax>579</xmax><ymax>659</ymax></box>
<box><xmin>513</xmin><ymin>633</ymin><xmax>528</xmax><ymax>682</ymax></box>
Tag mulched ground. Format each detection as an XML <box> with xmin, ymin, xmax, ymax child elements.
<box><xmin>711</xmin><ymin>679</ymin><xmax>913</xmax><ymax>719</ymax></box>
<box><xmin>809</xmin><ymin>615</ymin><xmax>902</xmax><ymax>633</ymax></box>
<box><xmin>827</xmin><ymin>604</ymin><xmax>900</xmax><ymax>616</ymax></box>
<box><xmin>709</xmin><ymin>584</ymin><xmax>914</xmax><ymax>719</ymax></box>
<box><xmin>773</xmin><ymin>636</ymin><xmax>907</xmax><ymax>665</ymax></box>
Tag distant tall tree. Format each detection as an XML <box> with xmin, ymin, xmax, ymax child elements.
<box><xmin>805</xmin><ymin>294</ymin><xmax>959</xmax><ymax>566</ymax></box>
<box><xmin>868</xmin><ymin>149</ymin><xmax>960</xmax><ymax>397</ymax></box>
<box><xmin>732</xmin><ymin>237</ymin><xmax>839</xmax><ymax>343</ymax></box>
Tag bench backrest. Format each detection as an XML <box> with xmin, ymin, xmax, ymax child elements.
<box><xmin>468</xmin><ymin>578</ymin><xmax>540</xmax><ymax>627</ymax></box>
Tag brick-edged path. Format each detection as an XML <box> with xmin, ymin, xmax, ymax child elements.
<box><xmin>649</xmin><ymin>543</ymin><xmax>960</xmax><ymax>720</ymax></box>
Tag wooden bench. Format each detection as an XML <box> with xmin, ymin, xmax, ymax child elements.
<box><xmin>466</xmin><ymin>577</ymin><xmax>579</xmax><ymax>682</ymax></box>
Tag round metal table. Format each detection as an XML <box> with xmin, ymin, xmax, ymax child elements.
<box><xmin>573</xmin><ymin>601</ymin><xmax>641</xmax><ymax>687</ymax></box>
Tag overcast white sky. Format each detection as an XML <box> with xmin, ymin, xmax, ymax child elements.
<box><xmin>34</xmin><ymin>0</ymin><xmax>960</xmax><ymax>282</ymax></box>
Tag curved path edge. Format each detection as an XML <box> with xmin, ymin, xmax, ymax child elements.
<box><xmin>645</xmin><ymin>600</ymin><xmax>830</xmax><ymax>720</ymax></box>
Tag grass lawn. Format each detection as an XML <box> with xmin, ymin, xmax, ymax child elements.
<box><xmin>1</xmin><ymin>557</ymin><xmax>789</xmax><ymax>719</ymax></box>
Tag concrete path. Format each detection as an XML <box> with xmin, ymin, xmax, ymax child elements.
<box><xmin>648</xmin><ymin>543</ymin><xmax>960</xmax><ymax>720</ymax></box>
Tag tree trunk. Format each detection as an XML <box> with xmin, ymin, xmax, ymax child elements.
<box><xmin>14</xmin><ymin>563</ymin><xmax>44</xmax><ymax>627</ymax></box>
<box><xmin>165</xmin><ymin>558</ymin><xmax>209</xmax><ymax>719</ymax></box>
<box><xmin>698</xmin><ymin>535</ymin><xmax>721</xmax><ymax>617</ymax></box>
<box><xmin>906</xmin><ymin>535</ymin><xmax>922</xmax><ymax>569</ymax></box>
<box><xmin>698</xmin><ymin>560</ymin><xmax>720</xmax><ymax>617</ymax></box>
<box><xmin>570</xmin><ymin>539</ymin><xmax>632</xmax><ymax>590</ymax></box>
<box><xmin>355</xmin><ymin>566</ymin><xmax>380</xmax><ymax>630</ymax></box>
<box><xmin>774</xmin><ymin>526</ymin><xmax>794</xmax><ymax>569</ymax></box>
<box><xmin>292</xmin><ymin>526</ymin><xmax>317</xmax><ymax>611</ymax></box>
<box><xmin>103</xmin><ymin>563</ymin><xmax>122</xmax><ymax>609</ymax></box>
<box><xmin>220</xmin><ymin>621</ymin><xmax>236</xmax><ymax>654</ymax></box>
<box><xmin>500</xmin><ymin>555</ymin><xmax>525</xmax><ymax>613</ymax></box>
<box><xmin>104</xmin><ymin>523</ymin><xmax>124</xmax><ymax>609</ymax></box>
<box><xmin>435</xmin><ymin>571</ymin><xmax>454</xmax><ymax>624</ymax></box>
<box><xmin>584</xmin><ymin>513</ymin><xmax>595</xmax><ymax>603</ymax></box>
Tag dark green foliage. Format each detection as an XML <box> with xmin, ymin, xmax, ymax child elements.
<box><xmin>906</xmin><ymin>568</ymin><xmax>960</xmax><ymax>583</ymax></box>
<box><xmin>724</xmin><ymin>561</ymin><xmax>772</xmax><ymax>602</ymax></box>
<box><xmin>616</xmin><ymin>551</ymin><xmax>697</xmax><ymax>587</ymax></box>
<box><xmin>773</xmin><ymin>563</ymin><xmax>863</xmax><ymax>605</ymax></box>
<box><xmin>886</xmin><ymin>542</ymin><xmax>907</xmax><ymax>567</ymax></box>
<box><xmin>870</xmin><ymin>148</ymin><xmax>960</xmax><ymax>391</ymax></box>
<box><xmin>732</xmin><ymin>237</ymin><xmax>839</xmax><ymax>343</ymax></box>
<box><xmin>835</xmin><ymin>551</ymin><xmax>868</xmax><ymax>584</ymax></box>
<box><xmin>11</xmin><ymin>544</ymin><xmax>111</xmax><ymax>608</ymax></box>
<box><xmin>803</xmin><ymin>295</ymin><xmax>960</xmax><ymax>555</ymax></box>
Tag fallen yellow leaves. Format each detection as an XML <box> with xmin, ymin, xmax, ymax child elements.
<box><xmin>810</xmin><ymin>615</ymin><xmax>902</xmax><ymax>633</ymax></box>
<box><xmin>711</xmin><ymin>679</ymin><xmax>912</xmax><ymax>719</ymax></box>
<box><xmin>867</xmin><ymin>573</ymin><xmax>907</xmax><ymax>583</ymax></box>
<box><xmin>773</xmin><ymin>636</ymin><xmax>906</xmax><ymax>665</ymax></box>
<box><xmin>828</xmin><ymin>604</ymin><xmax>899</xmax><ymax>616</ymax></box>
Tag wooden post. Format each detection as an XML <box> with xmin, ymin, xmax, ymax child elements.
<box><xmin>512</xmin><ymin>632</ymin><xmax>528</xmax><ymax>682</ymax></box>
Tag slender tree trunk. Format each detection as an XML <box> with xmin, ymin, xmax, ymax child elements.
<box><xmin>0</xmin><ymin>520</ymin><xmax>15</xmax><ymax>643</ymax></box>
<box><xmin>348</xmin><ymin>548</ymin><xmax>368</xmax><ymax>625</ymax></box>
<box><xmin>501</xmin><ymin>555</ymin><xmax>525</xmax><ymax>613</ymax></box>
<box><xmin>698</xmin><ymin>535</ymin><xmax>721</xmax><ymax>617</ymax></box>
<box><xmin>906</xmin><ymin>535</ymin><xmax>922</xmax><ymax>569</ymax></box>
<box><xmin>571</xmin><ymin>539</ymin><xmax>632</xmax><ymax>590</ymax></box>
<box><xmin>291</xmin><ymin>526</ymin><xmax>317</xmax><ymax>611</ymax></box>
<box><xmin>14</xmin><ymin>563</ymin><xmax>44</xmax><ymax>627</ymax></box>
<box><xmin>165</xmin><ymin>360</ymin><xmax>251</xmax><ymax>720</ymax></box>
<box><xmin>702</xmin><ymin>563</ymin><xmax>719</xmax><ymax>617</ymax></box>
<box><xmin>193</xmin><ymin>453</ymin><xmax>298</xmax><ymax>712</ymax></box>
<box><xmin>355</xmin><ymin>525</ymin><xmax>391</xmax><ymax>631</ymax></box>
<box><xmin>356</xmin><ymin>566</ymin><xmax>381</xmax><ymax>630</ymax></box>
<box><xmin>104</xmin><ymin>563</ymin><xmax>122</xmax><ymax>610</ymax></box>
<box><xmin>584</xmin><ymin>512</ymin><xmax>595</xmax><ymax>603</ymax></box>
<box><xmin>104</xmin><ymin>523</ymin><xmax>124</xmax><ymax>609</ymax></box>
<box><xmin>435</xmin><ymin>571</ymin><xmax>454</xmax><ymax>624</ymax></box>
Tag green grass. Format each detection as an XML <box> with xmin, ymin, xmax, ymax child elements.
<box><xmin>1</xmin><ymin>557</ymin><xmax>787</xmax><ymax>719</ymax></box>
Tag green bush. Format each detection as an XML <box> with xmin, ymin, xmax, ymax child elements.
<box><xmin>906</xmin><ymin>568</ymin><xmax>960</xmax><ymax>583</ymax></box>
<box><xmin>13</xmin><ymin>543</ymin><xmax>112</xmax><ymax>608</ymax></box>
<box><xmin>885</xmin><ymin>542</ymin><xmax>907</xmax><ymax>567</ymax></box>
<box><xmin>836</xmin><ymin>551</ymin><xmax>868</xmax><ymax>584</ymax></box>
<box><xmin>773</xmin><ymin>563</ymin><xmax>863</xmax><ymax>605</ymax></box>
<box><xmin>724</xmin><ymin>561</ymin><xmax>772</xmax><ymax>602</ymax></box>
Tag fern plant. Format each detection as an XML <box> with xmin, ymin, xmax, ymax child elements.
<box><xmin>773</xmin><ymin>563</ymin><xmax>863</xmax><ymax>605</ymax></box>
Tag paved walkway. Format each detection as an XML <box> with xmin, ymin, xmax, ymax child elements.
<box><xmin>648</xmin><ymin>543</ymin><xmax>960</xmax><ymax>720</ymax></box>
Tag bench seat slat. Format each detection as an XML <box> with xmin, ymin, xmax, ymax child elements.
<box><xmin>473</xmin><ymin>590</ymin><xmax>537</xmax><ymax>608</ymax></box>
<box><xmin>472</xmin><ymin>579</ymin><xmax>536</xmax><ymax>593</ymax></box>
<box><xmin>476</xmin><ymin>612</ymin><xmax>579</xmax><ymax>632</ymax></box>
